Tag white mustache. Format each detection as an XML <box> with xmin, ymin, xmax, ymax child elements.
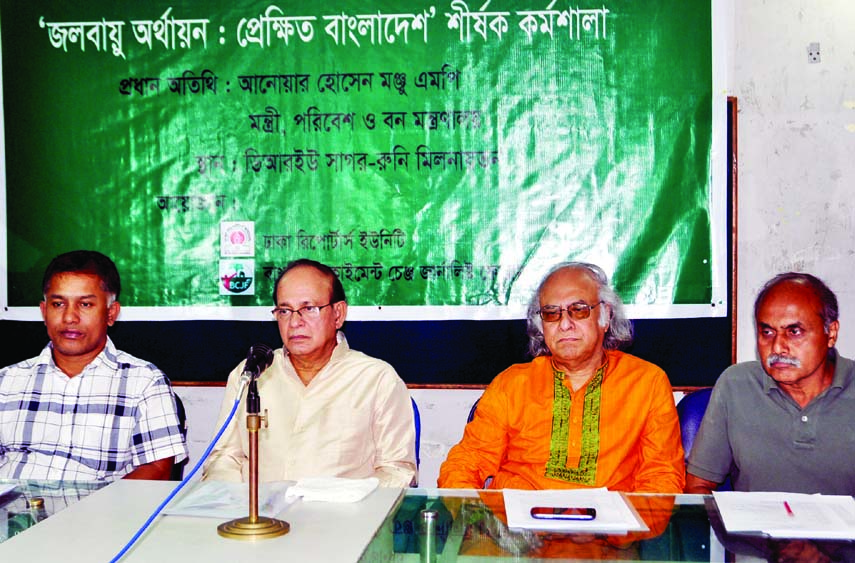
<box><xmin>767</xmin><ymin>354</ymin><xmax>801</xmax><ymax>368</ymax></box>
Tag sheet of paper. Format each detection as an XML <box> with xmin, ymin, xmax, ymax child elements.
<box><xmin>503</xmin><ymin>488</ymin><xmax>648</xmax><ymax>533</ymax></box>
<box><xmin>285</xmin><ymin>476</ymin><xmax>379</xmax><ymax>503</ymax></box>
<box><xmin>713</xmin><ymin>491</ymin><xmax>855</xmax><ymax>539</ymax></box>
<box><xmin>163</xmin><ymin>480</ymin><xmax>296</xmax><ymax>519</ymax></box>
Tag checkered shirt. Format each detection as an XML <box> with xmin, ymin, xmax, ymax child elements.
<box><xmin>0</xmin><ymin>338</ymin><xmax>188</xmax><ymax>481</ymax></box>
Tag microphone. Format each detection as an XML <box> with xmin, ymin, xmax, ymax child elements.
<box><xmin>239</xmin><ymin>344</ymin><xmax>273</xmax><ymax>415</ymax></box>
<box><xmin>241</xmin><ymin>343</ymin><xmax>274</xmax><ymax>381</ymax></box>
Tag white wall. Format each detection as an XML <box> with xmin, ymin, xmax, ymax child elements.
<box><xmin>177</xmin><ymin>386</ymin><xmax>227</xmax><ymax>480</ymax></box>
<box><xmin>733</xmin><ymin>2</ymin><xmax>855</xmax><ymax>360</ymax></box>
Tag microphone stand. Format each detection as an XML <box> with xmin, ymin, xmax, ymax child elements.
<box><xmin>218</xmin><ymin>377</ymin><xmax>290</xmax><ymax>540</ymax></box>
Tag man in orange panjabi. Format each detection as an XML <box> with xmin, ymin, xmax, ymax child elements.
<box><xmin>438</xmin><ymin>262</ymin><xmax>684</xmax><ymax>492</ymax></box>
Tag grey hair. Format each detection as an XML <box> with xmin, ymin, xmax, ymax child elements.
<box><xmin>754</xmin><ymin>272</ymin><xmax>838</xmax><ymax>333</ymax></box>
<box><xmin>526</xmin><ymin>262</ymin><xmax>634</xmax><ymax>357</ymax></box>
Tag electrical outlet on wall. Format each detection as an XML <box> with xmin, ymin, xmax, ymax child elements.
<box><xmin>808</xmin><ymin>42</ymin><xmax>821</xmax><ymax>64</ymax></box>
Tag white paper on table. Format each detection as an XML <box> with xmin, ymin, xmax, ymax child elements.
<box><xmin>284</xmin><ymin>476</ymin><xmax>379</xmax><ymax>503</ymax></box>
<box><xmin>503</xmin><ymin>488</ymin><xmax>648</xmax><ymax>534</ymax></box>
<box><xmin>163</xmin><ymin>480</ymin><xmax>296</xmax><ymax>519</ymax></box>
<box><xmin>713</xmin><ymin>491</ymin><xmax>855</xmax><ymax>539</ymax></box>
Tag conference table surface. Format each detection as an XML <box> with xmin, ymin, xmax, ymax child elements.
<box><xmin>1</xmin><ymin>479</ymin><xmax>400</xmax><ymax>562</ymax></box>
<box><xmin>2</xmin><ymin>480</ymin><xmax>855</xmax><ymax>562</ymax></box>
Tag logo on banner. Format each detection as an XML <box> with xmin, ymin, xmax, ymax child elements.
<box><xmin>220</xmin><ymin>259</ymin><xmax>255</xmax><ymax>295</ymax></box>
<box><xmin>220</xmin><ymin>221</ymin><xmax>255</xmax><ymax>257</ymax></box>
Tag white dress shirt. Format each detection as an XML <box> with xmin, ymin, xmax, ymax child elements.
<box><xmin>203</xmin><ymin>333</ymin><xmax>416</xmax><ymax>487</ymax></box>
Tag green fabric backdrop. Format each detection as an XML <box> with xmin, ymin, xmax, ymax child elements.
<box><xmin>1</xmin><ymin>1</ymin><xmax>716</xmax><ymax>316</ymax></box>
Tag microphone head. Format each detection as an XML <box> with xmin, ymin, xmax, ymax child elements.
<box><xmin>243</xmin><ymin>343</ymin><xmax>274</xmax><ymax>379</ymax></box>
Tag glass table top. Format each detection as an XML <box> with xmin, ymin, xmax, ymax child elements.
<box><xmin>360</xmin><ymin>489</ymin><xmax>855</xmax><ymax>562</ymax></box>
<box><xmin>0</xmin><ymin>479</ymin><xmax>109</xmax><ymax>544</ymax></box>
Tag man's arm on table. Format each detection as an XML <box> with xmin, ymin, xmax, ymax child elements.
<box><xmin>370</xmin><ymin>371</ymin><xmax>417</xmax><ymax>487</ymax></box>
<box><xmin>125</xmin><ymin>457</ymin><xmax>174</xmax><ymax>480</ymax></box>
<box><xmin>684</xmin><ymin>473</ymin><xmax>719</xmax><ymax>494</ymax></box>
<box><xmin>125</xmin><ymin>375</ymin><xmax>189</xmax><ymax>481</ymax></box>
<box><xmin>633</xmin><ymin>371</ymin><xmax>686</xmax><ymax>493</ymax></box>
<box><xmin>437</xmin><ymin>385</ymin><xmax>507</xmax><ymax>488</ymax></box>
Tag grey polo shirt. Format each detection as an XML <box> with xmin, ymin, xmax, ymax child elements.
<box><xmin>687</xmin><ymin>350</ymin><xmax>855</xmax><ymax>494</ymax></box>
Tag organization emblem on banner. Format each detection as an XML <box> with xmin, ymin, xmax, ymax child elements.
<box><xmin>219</xmin><ymin>259</ymin><xmax>255</xmax><ymax>295</ymax></box>
<box><xmin>220</xmin><ymin>221</ymin><xmax>255</xmax><ymax>257</ymax></box>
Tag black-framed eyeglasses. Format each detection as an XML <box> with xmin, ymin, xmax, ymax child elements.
<box><xmin>271</xmin><ymin>303</ymin><xmax>334</xmax><ymax>320</ymax></box>
<box><xmin>538</xmin><ymin>301</ymin><xmax>603</xmax><ymax>322</ymax></box>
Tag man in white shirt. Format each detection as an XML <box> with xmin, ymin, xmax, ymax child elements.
<box><xmin>203</xmin><ymin>258</ymin><xmax>416</xmax><ymax>487</ymax></box>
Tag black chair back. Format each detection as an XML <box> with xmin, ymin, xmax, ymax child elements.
<box><xmin>171</xmin><ymin>393</ymin><xmax>189</xmax><ymax>481</ymax></box>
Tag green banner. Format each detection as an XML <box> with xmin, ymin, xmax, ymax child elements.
<box><xmin>1</xmin><ymin>1</ymin><xmax>719</xmax><ymax>318</ymax></box>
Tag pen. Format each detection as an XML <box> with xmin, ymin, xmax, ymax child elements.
<box><xmin>784</xmin><ymin>501</ymin><xmax>794</xmax><ymax>517</ymax></box>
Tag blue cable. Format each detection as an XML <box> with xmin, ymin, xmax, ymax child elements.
<box><xmin>109</xmin><ymin>395</ymin><xmax>242</xmax><ymax>562</ymax></box>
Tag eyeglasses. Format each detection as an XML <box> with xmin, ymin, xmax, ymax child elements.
<box><xmin>538</xmin><ymin>301</ymin><xmax>603</xmax><ymax>322</ymax></box>
<box><xmin>271</xmin><ymin>303</ymin><xmax>334</xmax><ymax>320</ymax></box>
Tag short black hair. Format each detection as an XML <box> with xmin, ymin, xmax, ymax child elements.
<box><xmin>272</xmin><ymin>258</ymin><xmax>346</xmax><ymax>305</ymax></box>
<box><xmin>42</xmin><ymin>250</ymin><xmax>121</xmax><ymax>300</ymax></box>
<box><xmin>754</xmin><ymin>272</ymin><xmax>838</xmax><ymax>332</ymax></box>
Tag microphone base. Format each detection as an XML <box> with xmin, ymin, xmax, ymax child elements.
<box><xmin>217</xmin><ymin>516</ymin><xmax>290</xmax><ymax>540</ymax></box>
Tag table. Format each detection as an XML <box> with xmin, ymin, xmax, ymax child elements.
<box><xmin>4</xmin><ymin>482</ymin><xmax>855</xmax><ymax>562</ymax></box>
<box><xmin>360</xmin><ymin>490</ymin><xmax>855</xmax><ymax>562</ymax></box>
<box><xmin>0</xmin><ymin>479</ymin><xmax>402</xmax><ymax>562</ymax></box>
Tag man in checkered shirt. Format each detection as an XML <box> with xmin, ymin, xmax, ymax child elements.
<box><xmin>0</xmin><ymin>250</ymin><xmax>188</xmax><ymax>481</ymax></box>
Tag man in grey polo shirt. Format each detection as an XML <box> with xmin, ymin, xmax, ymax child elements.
<box><xmin>686</xmin><ymin>272</ymin><xmax>855</xmax><ymax>495</ymax></box>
